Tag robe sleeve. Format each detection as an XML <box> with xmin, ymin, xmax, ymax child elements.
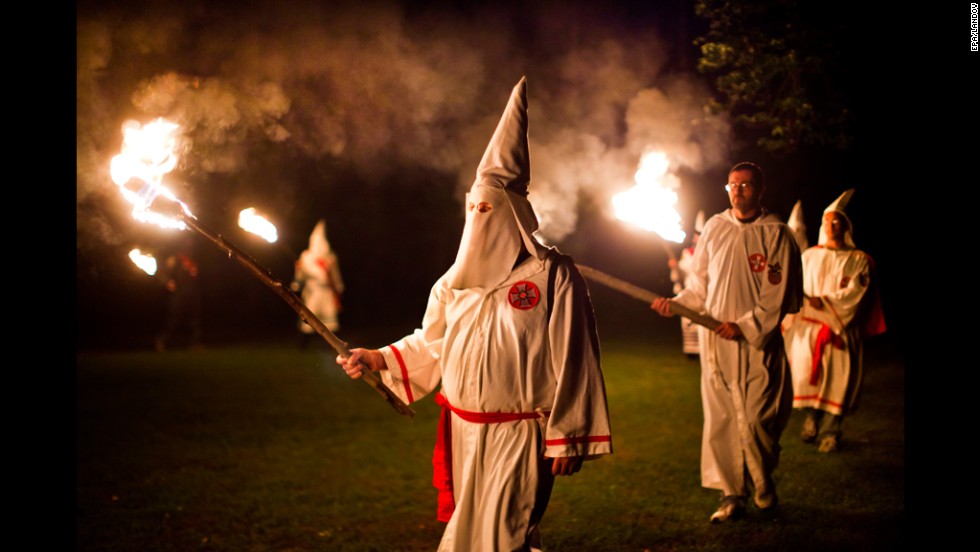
<box><xmin>736</xmin><ymin>224</ymin><xmax>804</xmax><ymax>349</ymax></box>
<box><xmin>821</xmin><ymin>253</ymin><xmax>870</xmax><ymax>330</ymax></box>
<box><xmin>799</xmin><ymin>251</ymin><xmax>871</xmax><ymax>335</ymax></box>
<box><xmin>543</xmin><ymin>259</ymin><xmax>613</xmax><ymax>459</ymax></box>
<box><xmin>378</xmin><ymin>277</ymin><xmax>447</xmax><ymax>405</ymax></box>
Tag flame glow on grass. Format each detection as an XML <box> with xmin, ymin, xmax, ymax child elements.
<box><xmin>128</xmin><ymin>248</ymin><xmax>157</xmax><ymax>275</ymax></box>
<box><xmin>612</xmin><ymin>151</ymin><xmax>686</xmax><ymax>243</ymax></box>
<box><xmin>110</xmin><ymin>118</ymin><xmax>192</xmax><ymax>230</ymax></box>
<box><xmin>238</xmin><ymin>208</ymin><xmax>279</xmax><ymax>243</ymax></box>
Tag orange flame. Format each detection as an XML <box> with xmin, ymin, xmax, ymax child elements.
<box><xmin>238</xmin><ymin>208</ymin><xmax>279</xmax><ymax>243</ymax></box>
<box><xmin>110</xmin><ymin>118</ymin><xmax>192</xmax><ymax>230</ymax></box>
<box><xmin>128</xmin><ymin>248</ymin><xmax>157</xmax><ymax>276</ymax></box>
<box><xmin>612</xmin><ymin>151</ymin><xmax>686</xmax><ymax>243</ymax></box>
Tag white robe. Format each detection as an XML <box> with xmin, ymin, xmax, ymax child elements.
<box><xmin>294</xmin><ymin>251</ymin><xmax>344</xmax><ymax>332</ymax></box>
<box><xmin>783</xmin><ymin>246</ymin><xmax>874</xmax><ymax>416</ymax></box>
<box><xmin>673</xmin><ymin>209</ymin><xmax>802</xmax><ymax>500</ymax></box>
<box><xmin>379</xmin><ymin>251</ymin><xmax>612</xmax><ymax>552</ymax></box>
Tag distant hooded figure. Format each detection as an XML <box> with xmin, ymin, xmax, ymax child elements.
<box><xmin>293</xmin><ymin>219</ymin><xmax>344</xmax><ymax>339</ymax></box>
<box><xmin>155</xmin><ymin>235</ymin><xmax>203</xmax><ymax>352</ymax></box>
<box><xmin>336</xmin><ymin>77</ymin><xmax>612</xmax><ymax>552</ymax></box>
<box><xmin>787</xmin><ymin>199</ymin><xmax>809</xmax><ymax>251</ymax></box>
<box><xmin>782</xmin><ymin>190</ymin><xmax>886</xmax><ymax>453</ymax></box>
<box><xmin>669</xmin><ymin>210</ymin><xmax>705</xmax><ymax>358</ymax></box>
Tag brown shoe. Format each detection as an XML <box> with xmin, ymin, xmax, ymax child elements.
<box><xmin>754</xmin><ymin>488</ymin><xmax>778</xmax><ymax>511</ymax></box>
<box><xmin>710</xmin><ymin>496</ymin><xmax>746</xmax><ymax>523</ymax></box>
<box><xmin>818</xmin><ymin>435</ymin><xmax>839</xmax><ymax>453</ymax></box>
<box><xmin>801</xmin><ymin>415</ymin><xmax>817</xmax><ymax>443</ymax></box>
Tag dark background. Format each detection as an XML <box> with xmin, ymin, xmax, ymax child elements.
<box><xmin>76</xmin><ymin>0</ymin><xmax>928</xmax><ymax>356</ymax></box>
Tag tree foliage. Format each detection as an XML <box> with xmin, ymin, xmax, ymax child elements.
<box><xmin>694</xmin><ymin>0</ymin><xmax>853</xmax><ymax>155</ymax></box>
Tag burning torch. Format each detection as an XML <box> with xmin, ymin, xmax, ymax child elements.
<box><xmin>238</xmin><ymin>207</ymin><xmax>299</xmax><ymax>261</ymax></box>
<box><xmin>579</xmin><ymin>151</ymin><xmax>721</xmax><ymax>331</ymax></box>
<box><xmin>128</xmin><ymin>248</ymin><xmax>158</xmax><ymax>276</ymax></box>
<box><xmin>611</xmin><ymin>151</ymin><xmax>686</xmax><ymax>262</ymax></box>
<box><xmin>110</xmin><ymin>118</ymin><xmax>414</xmax><ymax>419</ymax></box>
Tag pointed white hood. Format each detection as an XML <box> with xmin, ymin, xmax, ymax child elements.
<box><xmin>448</xmin><ymin>76</ymin><xmax>548</xmax><ymax>290</ymax></box>
<box><xmin>300</xmin><ymin>219</ymin><xmax>331</xmax><ymax>275</ymax></box>
<box><xmin>818</xmin><ymin>189</ymin><xmax>856</xmax><ymax>248</ymax></box>
<box><xmin>787</xmin><ymin>200</ymin><xmax>809</xmax><ymax>250</ymax></box>
<box><xmin>308</xmin><ymin>219</ymin><xmax>330</xmax><ymax>257</ymax></box>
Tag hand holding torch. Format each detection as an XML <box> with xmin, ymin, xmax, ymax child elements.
<box><xmin>576</xmin><ymin>264</ymin><xmax>721</xmax><ymax>331</ymax></box>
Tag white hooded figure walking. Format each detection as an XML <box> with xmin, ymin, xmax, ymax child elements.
<box><xmin>337</xmin><ymin>77</ymin><xmax>612</xmax><ymax>552</ymax></box>
<box><xmin>293</xmin><ymin>219</ymin><xmax>344</xmax><ymax>340</ymax></box>
<box><xmin>782</xmin><ymin>190</ymin><xmax>886</xmax><ymax>452</ymax></box>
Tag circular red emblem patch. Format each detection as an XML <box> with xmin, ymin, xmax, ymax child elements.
<box><xmin>748</xmin><ymin>253</ymin><xmax>767</xmax><ymax>272</ymax></box>
<box><xmin>508</xmin><ymin>281</ymin><xmax>541</xmax><ymax>310</ymax></box>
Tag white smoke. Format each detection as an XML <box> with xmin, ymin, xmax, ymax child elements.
<box><xmin>76</xmin><ymin>1</ymin><xmax>730</xmax><ymax>249</ymax></box>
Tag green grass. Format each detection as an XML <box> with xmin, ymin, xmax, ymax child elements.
<box><xmin>77</xmin><ymin>337</ymin><xmax>903</xmax><ymax>551</ymax></box>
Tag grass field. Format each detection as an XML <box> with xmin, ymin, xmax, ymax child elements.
<box><xmin>77</xmin><ymin>332</ymin><xmax>903</xmax><ymax>551</ymax></box>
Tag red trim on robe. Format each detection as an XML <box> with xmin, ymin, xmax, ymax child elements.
<box><xmin>545</xmin><ymin>435</ymin><xmax>611</xmax><ymax>446</ymax></box>
<box><xmin>793</xmin><ymin>394</ymin><xmax>844</xmax><ymax>408</ymax></box>
<box><xmin>387</xmin><ymin>345</ymin><xmax>413</xmax><ymax>404</ymax></box>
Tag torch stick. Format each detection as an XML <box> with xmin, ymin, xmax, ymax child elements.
<box><xmin>576</xmin><ymin>264</ymin><xmax>721</xmax><ymax>331</ymax></box>
<box><xmin>175</xmin><ymin>208</ymin><xmax>415</xmax><ymax>419</ymax></box>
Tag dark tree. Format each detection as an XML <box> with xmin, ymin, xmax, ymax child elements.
<box><xmin>694</xmin><ymin>0</ymin><xmax>854</xmax><ymax>155</ymax></box>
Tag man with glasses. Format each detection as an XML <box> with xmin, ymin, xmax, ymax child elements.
<box><xmin>651</xmin><ymin>162</ymin><xmax>803</xmax><ymax>523</ymax></box>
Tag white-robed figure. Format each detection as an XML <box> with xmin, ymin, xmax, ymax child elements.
<box><xmin>782</xmin><ymin>190</ymin><xmax>886</xmax><ymax>452</ymax></box>
<box><xmin>651</xmin><ymin>162</ymin><xmax>803</xmax><ymax>523</ymax></box>
<box><xmin>787</xmin><ymin>199</ymin><xmax>809</xmax><ymax>251</ymax></box>
<box><xmin>337</xmin><ymin>77</ymin><xmax>612</xmax><ymax>552</ymax></box>
<box><xmin>293</xmin><ymin>219</ymin><xmax>344</xmax><ymax>335</ymax></box>
<box><xmin>670</xmin><ymin>210</ymin><xmax>705</xmax><ymax>357</ymax></box>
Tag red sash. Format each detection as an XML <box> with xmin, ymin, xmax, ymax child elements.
<box><xmin>432</xmin><ymin>392</ymin><xmax>547</xmax><ymax>522</ymax></box>
<box><xmin>861</xmin><ymin>255</ymin><xmax>887</xmax><ymax>337</ymax></box>
<box><xmin>809</xmin><ymin>322</ymin><xmax>845</xmax><ymax>385</ymax></box>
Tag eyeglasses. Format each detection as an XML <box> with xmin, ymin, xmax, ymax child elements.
<box><xmin>725</xmin><ymin>182</ymin><xmax>756</xmax><ymax>192</ymax></box>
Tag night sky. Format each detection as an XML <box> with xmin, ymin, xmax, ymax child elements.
<box><xmin>76</xmin><ymin>0</ymin><xmax>914</xmax><ymax>351</ymax></box>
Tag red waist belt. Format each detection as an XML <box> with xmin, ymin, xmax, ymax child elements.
<box><xmin>432</xmin><ymin>391</ymin><xmax>548</xmax><ymax>522</ymax></box>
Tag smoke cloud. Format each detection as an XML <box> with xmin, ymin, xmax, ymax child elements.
<box><xmin>77</xmin><ymin>1</ymin><xmax>730</xmax><ymax>250</ymax></box>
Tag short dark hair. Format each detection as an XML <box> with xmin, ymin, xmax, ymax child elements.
<box><xmin>728</xmin><ymin>162</ymin><xmax>765</xmax><ymax>189</ymax></box>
